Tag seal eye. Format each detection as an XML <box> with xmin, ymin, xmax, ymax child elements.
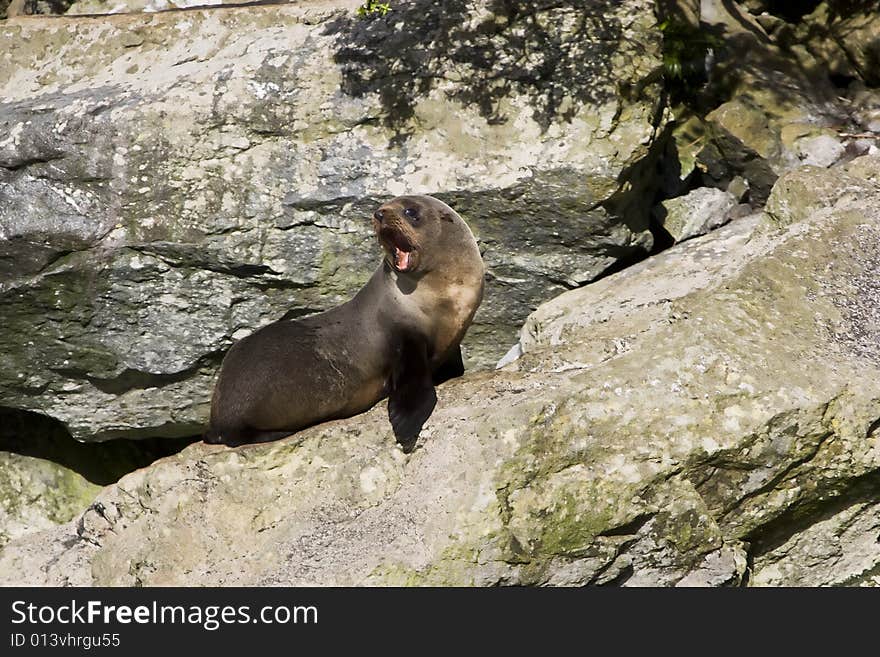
<box><xmin>404</xmin><ymin>207</ymin><xmax>419</xmax><ymax>223</ymax></box>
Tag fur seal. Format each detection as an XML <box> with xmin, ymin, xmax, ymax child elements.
<box><xmin>204</xmin><ymin>194</ymin><xmax>484</xmax><ymax>451</ymax></box>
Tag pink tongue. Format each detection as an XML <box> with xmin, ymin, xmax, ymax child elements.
<box><xmin>395</xmin><ymin>248</ymin><xmax>411</xmax><ymax>270</ymax></box>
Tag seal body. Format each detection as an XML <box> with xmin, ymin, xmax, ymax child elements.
<box><xmin>204</xmin><ymin>195</ymin><xmax>484</xmax><ymax>450</ymax></box>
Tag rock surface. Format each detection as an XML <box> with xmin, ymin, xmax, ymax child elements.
<box><xmin>0</xmin><ymin>1</ymin><xmax>664</xmax><ymax>443</ymax></box>
<box><xmin>656</xmin><ymin>186</ymin><xmax>737</xmax><ymax>242</ymax></box>
<box><xmin>0</xmin><ymin>406</ymin><xmax>194</xmax><ymax>545</ymax></box>
<box><xmin>3</xmin><ymin>157</ymin><xmax>879</xmax><ymax>586</ymax></box>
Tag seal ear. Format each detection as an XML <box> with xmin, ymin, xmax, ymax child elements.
<box><xmin>388</xmin><ymin>335</ymin><xmax>437</xmax><ymax>453</ymax></box>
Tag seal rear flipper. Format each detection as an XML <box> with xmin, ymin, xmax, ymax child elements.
<box><xmin>432</xmin><ymin>345</ymin><xmax>465</xmax><ymax>385</ymax></box>
<box><xmin>203</xmin><ymin>425</ymin><xmax>293</xmax><ymax>447</ymax></box>
<box><xmin>203</xmin><ymin>427</ymin><xmax>225</xmax><ymax>445</ymax></box>
<box><xmin>388</xmin><ymin>336</ymin><xmax>437</xmax><ymax>453</ymax></box>
<box><xmin>203</xmin><ymin>426</ymin><xmax>249</xmax><ymax>447</ymax></box>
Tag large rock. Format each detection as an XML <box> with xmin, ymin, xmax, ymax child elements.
<box><xmin>3</xmin><ymin>157</ymin><xmax>878</xmax><ymax>586</ymax></box>
<box><xmin>2</xmin><ymin>0</ymin><xmax>74</xmax><ymax>17</ymax></box>
<box><xmin>0</xmin><ymin>452</ymin><xmax>100</xmax><ymax>548</ymax></box>
<box><xmin>0</xmin><ymin>1</ymin><xmax>665</xmax><ymax>442</ymax></box>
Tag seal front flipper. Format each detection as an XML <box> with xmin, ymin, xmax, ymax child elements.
<box><xmin>432</xmin><ymin>345</ymin><xmax>464</xmax><ymax>385</ymax></box>
<box><xmin>388</xmin><ymin>335</ymin><xmax>437</xmax><ymax>453</ymax></box>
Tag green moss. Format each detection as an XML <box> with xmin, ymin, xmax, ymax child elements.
<box><xmin>366</xmin><ymin>532</ymin><xmax>510</xmax><ymax>586</ymax></box>
<box><xmin>42</xmin><ymin>465</ymin><xmax>100</xmax><ymax>522</ymax></box>
<box><xmin>532</xmin><ymin>487</ymin><xmax>617</xmax><ymax>556</ymax></box>
<box><xmin>0</xmin><ymin>452</ymin><xmax>101</xmax><ymax>548</ymax></box>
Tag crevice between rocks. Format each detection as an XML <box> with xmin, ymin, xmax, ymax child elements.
<box><xmin>718</xmin><ymin>430</ymin><xmax>835</xmax><ymax>521</ymax></box>
<box><xmin>0</xmin><ymin>153</ymin><xmax>65</xmax><ymax>171</ymax></box>
<box><xmin>593</xmin><ymin>104</ymin><xmax>680</xmax><ymax>283</ymax></box>
<box><xmin>0</xmin><ymin>406</ymin><xmax>199</xmax><ymax>486</ymax></box>
<box><xmin>596</xmin><ymin>563</ymin><xmax>635</xmax><ymax>587</ymax></box>
<box><xmin>740</xmin><ymin>467</ymin><xmax>880</xmax><ymax>586</ymax></box>
<box><xmin>53</xmin><ymin>368</ymin><xmax>202</xmax><ymax>397</ymax></box>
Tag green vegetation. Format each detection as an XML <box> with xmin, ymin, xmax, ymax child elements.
<box><xmin>357</xmin><ymin>1</ymin><xmax>391</xmax><ymax>17</ymax></box>
<box><xmin>659</xmin><ymin>19</ymin><xmax>720</xmax><ymax>80</ymax></box>
<box><xmin>659</xmin><ymin>19</ymin><xmax>722</xmax><ymax>105</ymax></box>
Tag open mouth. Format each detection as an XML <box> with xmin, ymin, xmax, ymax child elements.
<box><xmin>393</xmin><ymin>246</ymin><xmax>414</xmax><ymax>271</ymax></box>
<box><xmin>379</xmin><ymin>227</ymin><xmax>419</xmax><ymax>273</ymax></box>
